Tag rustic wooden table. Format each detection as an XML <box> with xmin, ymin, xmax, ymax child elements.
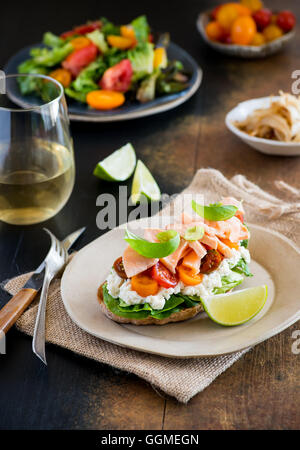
<box><xmin>0</xmin><ymin>0</ymin><xmax>299</xmax><ymax>430</ymax></box>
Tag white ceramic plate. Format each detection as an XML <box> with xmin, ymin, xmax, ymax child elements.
<box><xmin>226</xmin><ymin>96</ymin><xmax>300</xmax><ymax>156</ymax></box>
<box><xmin>197</xmin><ymin>12</ymin><xmax>295</xmax><ymax>59</ymax></box>
<box><xmin>61</xmin><ymin>221</ymin><xmax>300</xmax><ymax>358</ymax></box>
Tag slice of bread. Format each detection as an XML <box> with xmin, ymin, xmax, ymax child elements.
<box><xmin>97</xmin><ymin>283</ymin><xmax>204</xmax><ymax>326</ymax></box>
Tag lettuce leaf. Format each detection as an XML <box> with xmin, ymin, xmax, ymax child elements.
<box><xmin>131</xmin><ymin>15</ymin><xmax>150</xmax><ymax>43</ymax></box>
<box><xmin>128</xmin><ymin>42</ymin><xmax>154</xmax><ymax>80</ymax></box>
<box><xmin>30</xmin><ymin>42</ymin><xmax>73</xmax><ymax>67</ymax></box>
<box><xmin>43</xmin><ymin>32</ymin><xmax>64</xmax><ymax>48</ymax></box>
<box><xmin>72</xmin><ymin>57</ymin><xmax>106</xmax><ymax>93</ymax></box>
<box><xmin>232</xmin><ymin>258</ymin><xmax>253</xmax><ymax>277</ymax></box>
<box><xmin>100</xmin><ymin>17</ymin><xmax>120</xmax><ymax>36</ymax></box>
<box><xmin>212</xmin><ymin>273</ymin><xmax>243</xmax><ymax>295</ymax></box>
<box><xmin>87</xmin><ymin>30</ymin><xmax>108</xmax><ymax>53</ymax></box>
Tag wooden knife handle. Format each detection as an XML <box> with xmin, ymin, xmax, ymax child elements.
<box><xmin>0</xmin><ymin>288</ymin><xmax>37</xmax><ymax>334</ymax></box>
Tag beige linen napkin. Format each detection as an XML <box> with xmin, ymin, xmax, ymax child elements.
<box><xmin>4</xmin><ymin>168</ymin><xmax>300</xmax><ymax>403</ymax></box>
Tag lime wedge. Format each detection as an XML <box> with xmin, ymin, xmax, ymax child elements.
<box><xmin>131</xmin><ymin>160</ymin><xmax>161</xmax><ymax>204</ymax></box>
<box><xmin>93</xmin><ymin>143</ymin><xmax>136</xmax><ymax>181</ymax></box>
<box><xmin>201</xmin><ymin>285</ymin><xmax>268</xmax><ymax>327</ymax></box>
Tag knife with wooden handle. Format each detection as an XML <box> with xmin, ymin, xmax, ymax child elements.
<box><xmin>0</xmin><ymin>227</ymin><xmax>85</xmax><ymax>334</ymax></box>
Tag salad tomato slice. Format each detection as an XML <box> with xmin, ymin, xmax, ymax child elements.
<box><xmin>62</xmin><ymin>43</ymin><xmax>98</xmax><ymax>77</ymax></box>
<box><xmin>61</xmin><ymin>21</ymin><xmax>101</xmax><ymax>39</ymax></box>
<box><xmin>177</xmin><ymin>265</ymin><xmax>203</xmax><ymax>286</ymax></box>
<box><xmin>99</xmin><ymin>59</ymin><xmax>133</xmax><ymax>93</ymax></box>
<box><xmin>151</xmin><ymin>262</ymin><xmax>178</xmax><ymax>288</ymax></box>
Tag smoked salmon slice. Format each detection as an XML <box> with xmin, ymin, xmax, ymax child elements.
<box><xmin>182</xmin><ymin>250</ymin><xmax>202</xmax><ymax>273</ymax></box>
<box><xmin>122</xmin><ymin>245</ymin><xmax>158</xmax><ymax>278</ymax></box>
<box><xmin>160</xmin><ymin>239</ymin><xmax>189</xmax><ymax>274</ymax></box>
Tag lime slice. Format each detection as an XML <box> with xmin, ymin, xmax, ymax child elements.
<box><xmin>131</xmin><ymin>160</ymin><xmax>161</xmax><ymax>204</ymax></box>
<box><xmin>201</xmin><ymin>285</ymin><xmax>268</xmax><ymax>327</ymax></box>
<box><xmin>93</xmin><ymin>143</ymin><xmax>136</xmax><ymax>181</ymax></box>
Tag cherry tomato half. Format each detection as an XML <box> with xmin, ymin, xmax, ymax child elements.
<box><xmin>113</xmin><ymin>257</ymin><xmax>127</xmax><ymax>279</ymax></box>
<box><xmin>61</xmin><ymin>21</ymin><xmax>101</xmax><ymax>39</ymax></box>
<box><xmin>131</xmin><ymin>272</ymin><xmax>159</xmax><ymax>297</ymax></box>
<box><xmin>177</xmin><ymin>265</ymin><xmax>203</xmax><ymax>286</ymax></box>
<box><xmin>151</xmin><ymin>262</ymin><xmax>178</xmax><ymax>289</ymax></box>
<box><xmin>200</xmin><ymin>249</ymin><xmax>222</xmax><ymax>274</ymax></box>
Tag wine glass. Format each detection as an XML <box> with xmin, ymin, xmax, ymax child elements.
<box><xmin>0</xmin><ymin>73</ymin><xmax>75</xmax><ymax>225</ymax></box>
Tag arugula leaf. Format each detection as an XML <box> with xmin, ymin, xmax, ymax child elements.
<box><xmin>191</xmin><ymin>200</ymin><xmax>237</xmax><ymax>222</ymax></box>
<box><xmin>184</xmin><ymin>225</ymin><xmax>204</xmax><ymax>241</ymax></box>
<box><xmin>232</xmin><ymin>258</ymin><xmax>253</xmax><ymax>277</ymax></box>
<box><xmin>212</xmin><ymin>274</ymin><xmax>243</xmax><ymax>294</ymax></box>
<box><xmin>124</xmin><ymin>229</ymin><xmax>180</xmax><ymax>258</ymax></box>
<box><xmin>131</xmin><ymin>15</ymin><xmax>150</xmax><ymax>43</ymax></box>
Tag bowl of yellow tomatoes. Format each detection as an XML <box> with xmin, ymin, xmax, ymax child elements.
<box><xmin>197</xmin><ymin>0</ymin><xmax>296</xmax><ymax>58</ymax></box>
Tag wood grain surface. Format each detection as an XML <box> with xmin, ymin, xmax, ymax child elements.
<box><xmin>0</xmin><ymin>0</ymin><xmax>299</xmax><ymax>430</ymax></box>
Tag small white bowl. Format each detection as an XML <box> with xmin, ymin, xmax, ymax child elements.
<box><xmin>197</xmin><ymin>12</ymin><xmax>295</xmax><ymax>59</ymax></box>
<box><xmin>225</xmin><ymin>97</ymin><xmax>300</xmax><ymax>156</ymax></box>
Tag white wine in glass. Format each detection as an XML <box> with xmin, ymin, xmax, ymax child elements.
<box><xmin>0</xmin><ymin>74</ymin><xmax>75</xmax><ymax>225</ymax></box>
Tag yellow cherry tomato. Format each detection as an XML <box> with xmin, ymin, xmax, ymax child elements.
<box><xmin>251</xmin><ymin>32</ymin><xmax>266</xmax><ymax>46</ymax></box>
<box><xmin>131</xmin><ymin>273</ymin><xmax>159</xmax><ymax>297</ymax></box>
<box><xmin>240</xmin><ymin>0</ymin><xmax>263</xmax><ymax>12</ymax></box>
<box><xmin>49</xmin><ymin>68</ymin><xmax>72</xmax><ymax>88</ymax></box>
<box><xmin>231</xmin><ymin>16</ymin><xmax>257</xmax><ymax>45</ymax></box>
<box><xmin>177</xmin><ymin>265</ymin><xmax>203</xmax><ymax>286</ymax></box>
<box><xmin>86</xmin><ymin>90</ymin><xmax>125</xmax><ymax>110</ymax></box>
<box><xmin>216</xmin><ymin>3</ymin><xmax>251</xmax><ymax>31</ymax></box>
<box><xmin>107</xmin><ymin>35</ymin><xmax>135</xmax><ymax>50</ymax></box>
<box><xmin>120</xmin><ymin>25</ymin><xmax>136</xmax><ymax>40</ymax></box>
<box><xmin>263</xmin><ymin>24</ymin><xmax>284</xmax><ymax>42</ymax></box>
<box><xmin>205</xmin><ymin>21</ymin><xmax>226</xmax><ymax>41</ymax></box>
<box><xmin>70</xmin><ymin>36</ymin><xmax>92</xmax><ymax>50</ymax></box>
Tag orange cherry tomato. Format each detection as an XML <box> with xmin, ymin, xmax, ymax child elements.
<box><xmin>219</xmin><ymin>238</ymin><xmax>239</xmax><ymax>250</ymax></box>
<box><xmin>205</xmin><ymin>21</ymin><xmax>226</xmax><ymax>41</ymax></box>
<box><xmin>49</xmin><ymin>68</ymin><xmax>72</xmax><ymax>88</ymax></box>
<box><xmin>86</xmin><ymin>90</ymin><xmax>125</xmax><ymax>110</ymax></box>
<box><xmin>251</xmin><ymin>32</ymin><xmax>266</xmax><ymax>46</ymax></box>
<box><xmin>240</xmin><ymin>0</ymin><xmax>263</xmax><ymax>12</ymax></box>
<box><xmin>153</xmin><ymin>47</ymin><xmax>168</xmax><ymax>68</ymax></box>
<box><xmin>177</xmin><ymin>265</ymin><xmax>203</xmax><ymax>286</ymax></box>
<box><xmin>231</xmin><ymin>16</ymin><xmax>257</xmax><ymax>45</ymax></box>
<box><xmin>70</xmin><ymin>36</ymin><xmax>92</xmax><ymax>50</ymax></box>
<box><xmin>131</xmin><ymin>272</ymin><xmax>159</xmax><ymax>297</ymax></box>
<box><xmin>263</xmin><ymin>24</ymin><xmax>284</xmax><ymax>42</ymax></box>
<box><xmin>120</xmin><ymin>25</ymin><xmax>136</xmax><ymax>40</ymax></box>
<box><xmin>107</xmin><ymin>35</ymin><xmax>135</xmax><ymax>50</ymax></box>
<box><xmin>216</xmin><ymin>4</ymin><xmax>240</xmax><ymax>31</ymax></box>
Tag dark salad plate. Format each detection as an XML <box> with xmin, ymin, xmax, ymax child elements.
<box><xmin>4</xmin><ymin>42</ymin><xmax>202</xmax><ymax>122</ymax></box>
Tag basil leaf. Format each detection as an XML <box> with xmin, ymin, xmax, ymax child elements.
<box><xmin>232</xmin><ymin>258</ymin><xmax>253</xmax><ymax>277</ymax></box>
<box><xmin>124</xmin><ymin>228</ymin><xmax>180</xmax><ymax>258</ymax></box>
<box><xmin>191</xmin><ymin>200</ymin><xmax>237</xmax><ymax>221</ymax></box>
<box><xmin>184</xmin><ymin>225</ymin><xmax>204</xmax><ymax>241</ymax></box>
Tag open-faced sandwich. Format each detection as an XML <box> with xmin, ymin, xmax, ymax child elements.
<box><xmin>98</xmin><ymin>197</ymin><xmax>252</xmax><ymax>325</ymax></box>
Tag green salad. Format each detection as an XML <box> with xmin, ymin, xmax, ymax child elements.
<box><xmin>17</xmin><ymin>15</ymin><xmax>190</xmax><ymax>110</ymax></box>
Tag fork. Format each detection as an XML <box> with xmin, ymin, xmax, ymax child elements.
<box><xmin>32</xmin><ymin>229</ymin><xmax>67</xmax><ymax>365</ymax></box>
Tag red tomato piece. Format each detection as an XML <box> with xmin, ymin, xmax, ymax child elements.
<box><xmin>276</xmin><ymin>10</ymin><xmax>296</xmax><ymax>32</ymax></box>
<box><xmin>252</xmin><ymin>8</ymin><xmax>272</xmax><ymax>30</ymax></box>
<box><xmin>151</xmin><ymin>262</ymin><xmax>178</xmax><ymax>289</ymax></box>
<box><xmin>61</xmin><ymin>21</ymin><xmax>101</xmax><ymax>39</ymax></box>
<box><xmin>99</xmin><ymin>59</ymin><xmax>133</xmax><ymax>93</ymax></box>
<box><xmin>62</xmin><ymin>43</ymin><xmax>98</xmax><ymax>77</ymax></box>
